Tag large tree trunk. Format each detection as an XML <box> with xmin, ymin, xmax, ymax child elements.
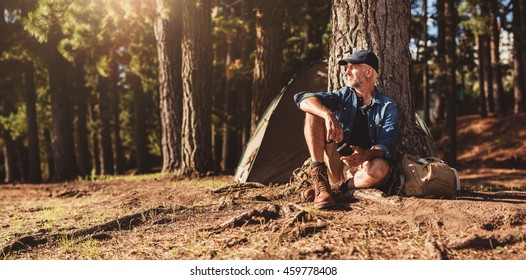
<box><xmin>443</xmin><ymin>0</ymin><xmax>457</xmax><ymax>166</ymax></box>
<box><xmin>180</xmin><ymin>0</ymin><xmax>214</xmax><ymax>177</ymax></box>
<box><xmin>329</xmin><ymin>0</ymin><xmax>428</xmax><ymax>158</ymax></box>
<box><xmin>73</xmin><ymin>57</ymin><xmax>92</xmax><ymax>177</ymax></box>
<box><xmin>154</xmin><ymin>0</ymin><xmax>183</xmax><ymax>173</ymax></box>
<box><xmin>24</xmin><ymin>62</ymin><xmax>42</xmax><ymax>182</ymax></box>
<box><xmin>250</xmin><ymin>1</ymin><xmax>284</xmax><ymax>133</ymax></box>
<box><xmin>48</xmin><ymin>27</ymin><xmax>77</xmax><ymax>181</ymax></box>
<box><xmin>512</xmin><ymin>0</ymin><xmax>524</xmax><ymax>113</ymax></box>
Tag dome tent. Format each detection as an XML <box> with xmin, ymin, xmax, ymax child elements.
<box><xmin>234</xmin><ymin>62</ymin><xmax>328</xmax><ymax>184</ymax></box>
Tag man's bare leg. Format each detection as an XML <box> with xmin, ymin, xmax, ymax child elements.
<box><xmin>303</xmin><ymin>113</ymin><xmax>335</xmax><ymax>208</ymax></box>
<box><xmin>351</xmin><ymin>158</ymin><xmax>390</xmax><ymax>188</ymax></box>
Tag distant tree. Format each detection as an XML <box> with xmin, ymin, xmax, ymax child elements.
<box><xmin>180</xmin><ymin>0</ymin><xmax>214</xmax><ymax>176</ymax></box>
<box><xmin>521</xmin><ymin>0</ymin><xmax>526</xmax><ymax>111</ymax></box>
<box><xmin>250</xmin><ymin>1</ymin><xmax>284</xmax><ymax>133</ymax></box>
<box><xmin>330</xmin><ymin>0</ymin><xmax>431</xmax><ymax>158</ymax></box>
<box><xmin>512</xmin><ymin>0</ymin><xmax>524</xmax><ymax>113</ymax></box>
<box><xmin>23</xmin><ymin>62</ymin><xmax>42</xmax><ymax>182</ymax></box>
<box><xmin>480</xmin><ymin>0</ymin><xmax>495</xmax><ymax>114</ymax></box>
<box><xmin>443</xmin><ymin>0</ymin><xmax>458</xmax><ymax>166</ymax></box>
<box><xmin>97</xmin><ymin>76</ymin><xmax>114</xmax><ymax>175</ymax></box>
<box><xmin>73</xmin><ymin>55</ymin><xmax>92</xmax><ymax>177</ymax></box>
<box><xmin>422</xmin><ymin>0</ymin><xmax>431</xmax><ymax>125</ymax></box>
<box><xmin>472</xmin><ymin>4</ymin><xmax>488</xmax><ymax>118</ymax></box>
<box><xmin>25</xmin><ymin>2</ymin><xmax>79</xmax><ymax>181</ymax></box>
<box><xmin>488</xmin><ymin>0</ymin><xmax>505</xmax><ymax>117</ymax></box>
<box><xmin>130</xmin><ymin>74</ymin><xmax>150</xmax><ymax>174</ymax></box>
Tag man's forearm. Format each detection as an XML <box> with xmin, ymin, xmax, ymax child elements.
<box><xmin>299</xmin><ymin>96</ymin><xmax>333</xmax><ymax>119</ymax></box>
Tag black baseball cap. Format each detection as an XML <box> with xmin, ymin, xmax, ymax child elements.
<box><xmin>338</xmin><ymin>50</ymin><xmax>379</xmax><ymax>72</ymax></box>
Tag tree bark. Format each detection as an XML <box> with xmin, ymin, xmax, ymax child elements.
<box><xmin>154</xmin><ymin>0</ymin><xmax>183</xmax><ymax>173</ymax></box>
<box><xmin>250</xmin><ymin>1</ymin><xmax>284</xmax><ymax>133</ymax></box>
<box><xmin>24</xmin><ymin>62</ymin><xmax>42</xmax><ymax>182</ymax></box>
<box><xmin>329</xmin><ymin>0</ymin><xmax>429</xmax><ymax>158</ymax></box>
<box><xmin>180</xmin><ymin>0</ymin><xmax>214</xmax><ymax>176</ymax></box>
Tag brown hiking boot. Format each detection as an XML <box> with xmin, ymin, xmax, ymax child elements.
<box><xmin>302</xmin><ymin>178</ymin><xmax>351</xmax><ymax>202</ymax></box>
<box><xmin>308</xmin><ymin>166</ymin><xmax>335</xmax><ymax>209</ymax></box>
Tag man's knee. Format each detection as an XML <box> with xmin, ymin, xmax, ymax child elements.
<box><xmin>364</xmin><ymin>159</ymin><xmax>389</xmax><ymax>180</ymax></box>
<box><xmin>305</xmin><ymin>112</ymin><xmax>325</xmax><ymax>126</ymax></box>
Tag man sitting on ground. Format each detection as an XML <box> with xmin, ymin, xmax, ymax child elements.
<box><xmin>294</xmin><ymin>49</ymin><xmax>399</xmax><ymax>209</ymax></box>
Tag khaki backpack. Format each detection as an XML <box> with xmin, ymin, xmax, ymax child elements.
<box><xmin>398</xmin><ymin>154</ymin><xmax>460</xmax><ymax>198</ymax></box>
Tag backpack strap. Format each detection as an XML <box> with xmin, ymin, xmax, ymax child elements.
<box><xmin>450</xmin><ymin>167</ymin><xmax>461</xmax><ymax>191</ymax></box>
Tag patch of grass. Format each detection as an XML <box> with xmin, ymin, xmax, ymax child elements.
<box><xmin>85</xmin><ymin>172</ymin><xmax>171</xmax><ymax>183</ymax></box>
<box><xmin>81</xmin><ymin>238</ymin><xmax>103</xmax><ymax>259</ymax></box>
<box><xmin>58</xmin><ymin>234</ymin><xmax>75</xmax><ymax>254</ymax></box>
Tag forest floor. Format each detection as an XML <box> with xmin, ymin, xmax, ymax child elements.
<box><xmin>1</xmin><ymin>113</ymin><xmax>526</xmax><ymax>260</ymax></box>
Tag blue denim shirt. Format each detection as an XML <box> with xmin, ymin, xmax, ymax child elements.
<box><xmin>294</xmin><ymin>86</ymin><xmax>399</xmax><ymax>159</ymax></box>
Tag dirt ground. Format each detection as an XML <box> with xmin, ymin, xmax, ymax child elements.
<box><xmin>1</xmin><ymin>114</ymin><xmax>526</xmax><ymax>260</ymax></box>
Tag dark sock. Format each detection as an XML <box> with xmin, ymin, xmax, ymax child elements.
<box><xmin>340</xmin><ymin>179</ymin><xmax>351</xmax><ymax>192</ymax></box>
<box><xmin>310</xmin><ymin>161</ymin><xmax>326</xmax><ymax>169</ymax></box>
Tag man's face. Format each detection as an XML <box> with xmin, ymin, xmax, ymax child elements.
<box><xmin>345</xmin><ymin>63</ymin><xmax>367</xmax><ymax>88</ymax></box>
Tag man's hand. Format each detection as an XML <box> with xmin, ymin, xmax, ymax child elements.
<box><xmin>325</xmin><ymin>112</ymin><xmax>343</xmax><ymax>143</ymax></box>
<box><xmin>340</xmin><ymin>145</ymin><xmax>368</xmax><ymax>167</ymax></box>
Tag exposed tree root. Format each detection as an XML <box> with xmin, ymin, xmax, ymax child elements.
<box><xmin>425</xmin><ymin>234</ymin><xmax>449</xmax><ymax>260</ymax></box>
<box><xmin>207</xmin><ymin>204</ymin><xmax>281</xmax><ymax>233</ymax></box>
<box><xmin>448</xmin><ymin>231</ymin><xmax>526</xmax><ymax>250</ymax></box>
<box><xmin>1</xmin><ymin>205</ymin><xmax>187</xmax><ymax>258</ymax></box>
<box><xmin>211</xmin><ymin>182</ymin><xmax>267</xmax><ymax>193</ymax></box>
<box><xmin>225</xmin><ymin>237</ymin><xmax>248</xmax><ymax>248</ymax></box>
<box><xmin>279</xmin><ymin>222</ymin><xmax>328</xmax><ymax>242</ymax></box>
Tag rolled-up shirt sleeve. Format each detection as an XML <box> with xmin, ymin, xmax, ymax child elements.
<box><xmin>372</xmin><ymin>101</ymin><xmax>399</xmax><ymax>159</ymax></box>
<box><xmin>294</xmin><ymin>91</ymin><xmax>318</xmax><ymax>108</ymax></box>
<box><xmin>294</xmin><ymin>90</ymin><xmax>345</xmax><ymax>111</ymax></box>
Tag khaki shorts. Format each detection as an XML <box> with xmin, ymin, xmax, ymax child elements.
<box><xmin>324</xmin><ymin>142</ymin><xmax>393</xmax><ymax>192</ymax></box>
